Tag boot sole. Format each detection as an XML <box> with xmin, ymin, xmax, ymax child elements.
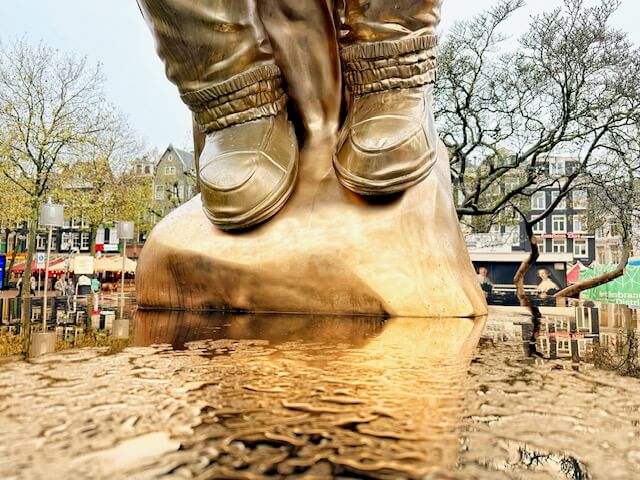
<box><xmin>333</xmin><ymin>153</ymin><xmax>436</xmax><ymax>196</ymax></box>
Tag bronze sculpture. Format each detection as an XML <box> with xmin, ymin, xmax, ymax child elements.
<box><xmin>136</xmin><ymin>0</ymin><xmax>488</xmax><ymax>317</ymax></box>
<box><xmin>137</xmin><ymin>0</ymin><xmax>441</xmax><ymax>229</ymax></box>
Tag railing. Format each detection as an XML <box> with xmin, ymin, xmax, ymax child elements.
<box><xmin>0</xmin><ymin>291</ymin><xmax>137</xmax><ymax>336</ymax></box>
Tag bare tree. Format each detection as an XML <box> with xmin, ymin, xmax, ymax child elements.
<box><xmin>0</xmin><ymin>39</ymin><xmax>115</xmax><ymax>335</ymax></box>
<box><xmin>436</xmin><ymin>0</ymin><xmax>640</xmax><ymax>303</ymax></box>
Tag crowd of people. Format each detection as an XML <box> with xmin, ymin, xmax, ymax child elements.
<box><xmin>15</xmin><ymin>274</ymin><xmax>101</xmax><ymax>297</ymax></box>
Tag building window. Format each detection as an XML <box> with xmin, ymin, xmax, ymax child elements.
<box><xmin>60</xmin><ymin>232</ymin><xmax>80</xmax><ymax>251</ymax></box>
<box><xmin>155</xmin><ymin>185</ymin><xmax>164</xmax><ymax>200</ymax></box>
<box><xmin>81</xmin><ymin>233</ymin><xmax>90</xmax><ymax>250</ymax></box>
<box><xmin>549</xmin><ymin>158</ymin><xmax>566</xmax><ymax>176</ymax></box>
<box><xmin>165</xmin><ymin>166</ymin><xmax>176</xmax><ymax>175</ymax></box>
<box><xmin>537</xmin><ymin>239</ymin><xmax>546</xmax><ymax>253</ymax></box>
<box><xmin>538</xmin><ymin>336</ymin><xmax>550</xmax><ymax>354</ymax></box>
<box><xmin>572</xmin><ymin>190</ymin><xmax>587</xmax><ymax>209</ymax></box>
<box><xmin>557</xmin><ymin>338</ymin><xmax>571</xmax><ymax>355</ymax></box>
<box><xmin>532</xmin><ymin>220</ymin><xmax>545</xmax><ymax>234</ymax></box>
<box><xmin>145</xmin><ymin>165</ymin><xmax>151</xmax><ymax>175</ymax></box>
<box><xmin>577</xmin><ymin>339</ymin><xmax>591</xmax><ymax>357</ymax></box>
<box><xmin>503</xmin><ymin>180</ymin><xmax>517</xmax><ymax>195</ymax></box>
<box><xmin>508</xmin><ymin>228</ymin><xmax>520</xmax><ymax>246</ymax></box>
<box><xmin>531</xmin><ymin>191</ymin><xmax>546</xmax><ymax>210</ymax></box>
<box><xmin>556</xmin><ymin>318</ymin><xmax>570</xmax><ymax>332</ymax></box>
<box><xmin>552</xmin><ymin>215</ymin><xmax>566</xmax><ymax>233</ymax></box>
<box><xmin>36</xmin><ymin>235</ymin><xmax>46</xmax><ymax>251</ymax></box>
<box><xmin>573</xmin><ymin>239</ymin><xmax>588</xmax><ymax>257</ymax></box>
<box><xmin>572</xmin><ymin>215</ymin><xmax>586</xmax><ymax>233</ymax></box>
<box><xmin>552</xmin><ymin>238</ymin><xmax>567</xmax><ymax>253</ymax></box>
<box><xmin>550</xmin><ymin>190</ymin><xmax>566</xmax><ymax>209</ymax></box>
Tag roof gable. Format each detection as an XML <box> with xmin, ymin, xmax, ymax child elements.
<box><xmin>156</xmin><ymin>145</ymin><xmax>195</xmax><ymax>172</ymax></box>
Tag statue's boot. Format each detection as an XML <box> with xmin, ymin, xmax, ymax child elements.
<box><xmin>198</xmin><ymin>108</ymin><xmax>297</xmax><ymax>230</ymax></box>
<box><xmin>137</xmin><ymin>0</ymin><xmax>297</xmax><ymax>230</ymax></box>
<box><xmin>334</xmin><ymin>0</ymin><xmax>442</xmax><ymax>196</ymax></box>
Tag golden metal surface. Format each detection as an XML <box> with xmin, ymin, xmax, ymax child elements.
<box><xmin>136</xmin><ymin>0</ymin><xmax>487</xmax><ymax>316</ymax></box>
<box><xmin>137</xmin><ymin>139</ymin><xmax>487</xmax><ymax>317</ymax></box>
<box><xmin>138</xmin><ymin>0</ymin><xmax>445</xmax><ymax>227</ymax></box>
<box><xmin>198</xmin><ymin>110</ymin><xmax>298</xmax><ymax>229</ymax></box>
<box><xmin>335</xmin><ymin>83</ymin><xmax>438</xmax><ymax>195</ymax></box>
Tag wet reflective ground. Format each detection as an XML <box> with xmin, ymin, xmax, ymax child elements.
<box><xmin>1</xmin><ymin>310</ymin><xmax>639</xmax><ymax>479</ymax></box>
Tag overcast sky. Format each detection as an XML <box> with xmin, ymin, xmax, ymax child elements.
<box><xmin>2</xmin><ymin>1</ymin><xmax>639</xmax><ymax>152</ymax></box>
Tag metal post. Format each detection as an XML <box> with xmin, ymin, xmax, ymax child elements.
<box><xmin>42</xmin><ymin>226</ymin><xmax>53</xmax><ymax>332</ymax></box>
<box><xmin>119</xmin><ymin>238</ymin><xmax>126</xmax><ymax>320</ymax></box>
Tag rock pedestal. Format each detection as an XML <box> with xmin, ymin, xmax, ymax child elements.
<box><xmin>136</xmin><ymin>139</ymin><xmax>487</xmax><ymax>317</ymax></box>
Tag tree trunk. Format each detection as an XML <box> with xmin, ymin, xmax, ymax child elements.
<box><xmin>555</xmin><ymin>242</ymin><xmax>630</xmax><ymax>298</ymax></box>
<box><xmin>21</xmin><ymin>201</ymin><xmax>40</xmax><ymax>351</ymax></box>
<box><xmin>89</xmin><ymin>224</ymin><xmax>98</xmax><ymax>256</ymax></box>
<box><xmin>4</xmin><ymin>230</ymin><xmax>20</xmax><ymax>289</ymax></box>
<box><xmin>514</xmin><ymin>223</ymin><xmax>539</xmax><ymax>307</ymax></box>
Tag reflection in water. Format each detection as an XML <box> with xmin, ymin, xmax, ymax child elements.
<box><xmin>132</xmin><ymin>311</ymin><xmax>485</xmax><ymax>479</ymax></box>
<box><xmin>4</xmin><ymin>308</ymin><xmax>640</xmax><ymax>478</ymax></box>
<box><xmin>0</xmin><ymin>312</ymin><xmax>484</xmax><ymax>479</ymax></box>
<box><xmin>524</xmin><ymin>304</ymin><xmax>640</xmax><ymax>376</ymax></box>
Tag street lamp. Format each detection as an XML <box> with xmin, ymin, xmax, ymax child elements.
<box><xmin>31</xmin><ymin>200</ymin><xmax>64</xmax><ymax>357</ymax></box>
<box><xmin>116</xmin><ymin>221</ymin><xmax>134</xmax><ymax>321</ymax></box>
<box><xmin>39</xmin><ymin>200</ymin><xmax>64</xmax><ymax>330</ymax></box>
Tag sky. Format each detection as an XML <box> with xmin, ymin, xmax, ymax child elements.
<box><xmin>2</xmin><ymin>1</ymin><xmax>639</xmax><ymax>152</ymax></box>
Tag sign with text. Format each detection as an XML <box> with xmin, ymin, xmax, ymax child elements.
<box><xmin>541</xmin><ymin>233</ymin><xmax>588</xmax><ymax>239</ymax></box>
<box><xmin>73</xmin><ymin>256</ymin><xmax>95</xmax><ymax>275</ymax></box>
<box><xmin>36</xmin><ymin>252</ymin><xmax>46</xmax><ymax>269</ymax></box>
<box><xmin>581</xmin><ymin>265</ymin><xmax>640</xmax><ymax>305</ymax></box>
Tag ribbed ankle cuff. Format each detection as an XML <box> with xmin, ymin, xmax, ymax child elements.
<box><xmin>341</xmin><ymin>35</ymin><xmax>437</xmax><ymax>96</ymax></box>
<box><xmin>180</xmin><ymin>64</ymin><xmax>287</xmax><ymax>131</ymax></box>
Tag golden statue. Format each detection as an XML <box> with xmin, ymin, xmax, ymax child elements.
<box><xmin>135</xmin><ymin>0</ymin><xmax>488</xmax><ymax>317</ymax></box>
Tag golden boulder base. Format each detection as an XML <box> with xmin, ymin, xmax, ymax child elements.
<box><xmin>136</xmin><ymin>138</ymin><xmax>488</xmax><ymax>317</ymax></box>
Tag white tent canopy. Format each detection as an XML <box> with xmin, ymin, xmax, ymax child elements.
<box><xmin>93</xmin><ymin>255</ymin><xmax>137</xmax><ymax>273</ymax></box>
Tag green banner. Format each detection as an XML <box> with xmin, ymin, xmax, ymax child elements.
<box><xmin>580</xmin><ymin>265</ymin><xmax>640</xmax><ymax>305</ymax></box>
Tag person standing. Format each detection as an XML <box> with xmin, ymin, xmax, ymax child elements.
<box><xmin>477</xmin><ymin>267</ymin><xmax>493</xmax><ymax>299</ymax></box>
<box><xmin>77</xmin><ymin>274</ymin><xmax>92</xmax><ymax>296</ymax></box>
<box><xmin>54</xmin><ymin>276</ymin><xmax>65</xmax><ymax>296</ymax></box>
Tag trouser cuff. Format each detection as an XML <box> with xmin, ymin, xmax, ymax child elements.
<box><xmin>341</xmin><ymin>35</ymin><xmax>437</xmax><ymax>96</ymax></box>
<box><xmin>180</xmin><ymin>64</ymin><xmax>287</xmax><ymax>132</ymax></box>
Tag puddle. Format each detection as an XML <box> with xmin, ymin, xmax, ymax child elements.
<box><xmin>1</xmin><ymin>309</ymin><xmax>639</xmax><ymax>479</ymax></box>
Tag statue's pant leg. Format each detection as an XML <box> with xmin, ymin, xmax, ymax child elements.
<box><xmin>137</xmin><ymin>0</ymin><xmax>297</xmax><ymax>230</ymax></box>
<box><xmin>333</xmin><ymin>0</ymin><xmax>443</xmax><ymax>195</ymax></box>
<box><xmin>136</xmin><ymin>0</ymin><xmax>286</xmax><ymax>132</ymax></box>
<box><xmin>337</xmin><ymin>0</ymin><xmax>441</xmax><ymax>43</ymax></box>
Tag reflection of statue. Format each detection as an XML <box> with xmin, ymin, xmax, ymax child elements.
<box><xmin>536</xmin><ymin>268</ymin><xmax>559</xmax><ymax>296</ymax></box>
<box><xmin>135</xmin><ymin>1</ymin><xmax>488</xmax><ymax>317</ymax></box>
<box><xmin>137</xmin><ymin>0</ymin><xmax>442</xmax><ymax>230</ymax></box>
<box><xmin>131</xmin><ymin>310</ymin><xmax>486</xmax><ymax>477</ymax></box>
